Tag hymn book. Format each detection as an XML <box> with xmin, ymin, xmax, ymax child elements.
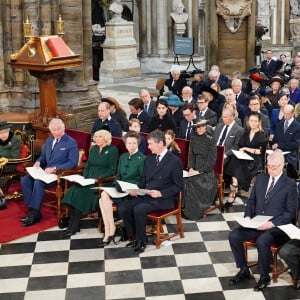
<box><xmin>60</xmin><ymin>175</ymin><xmax>96</xmax><ymax>186</ymax></box>
<box><xmin>234</xmin><ymin>215</ymin><xmax>273</xmax><ymax>229</ymax></box>
<box><xmin>116</xmin><ymin>180</ymin><xmax>149</xmax><ymax>196</ymax></box>
<box><xmin>26</xmin><ymin>167</ymin><xmax>57</xmax><ymax>184</ymax></box>
<box><xmin>278</xmin><ymin>224</ymin><xmax>300</xmax><ymax>239</ymax></box>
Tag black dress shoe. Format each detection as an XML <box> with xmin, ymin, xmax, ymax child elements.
<box><xmin>22</xmin><ymin>214</ymin><xmax>41</xmax><ymax>227</ymax></box>
<box><xmin>61</xmin><ymin>230</ymin><xmax>78</xmax><ymax>238</ymax></box>
<box><xmin>98</xmin><ymin>235</ymin><xmax>114</xmax><ymax>248</ymax></box>
<box><xmin>125</xmin><ymin>240</ymin><xmax>137</xmax><ymax>248</ymax></box>
<box><xmin>254</xmin><ymin>276</ymin><xmax>270</xmax><ymax>291</ymax></box>
<box><xmin>60</xmin><ymin>228</ymin><xmax>80</xmax><ymax>237</ymax></box>
<box><xmin>134</xmin><ymin>241</ymin><xmax>146</xmax><ymax>253</ymax></box>
<box><xmin>229</xmin><ymin>269</ymin><xmax>251</xmax><ymax>285</ymax></box>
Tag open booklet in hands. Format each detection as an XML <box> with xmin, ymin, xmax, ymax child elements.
<box><xmin>234</xmin><ymin>215</ymin><xmax>273</xmax><ymax>229</ymax></box>
<box><xmin>26</xmin><ymin>167</ymin><xmax>57</xmax><ymax>184</ymax></box>
<box><xmin>60</xmin><ymin>175</ymin><xmax>96</xmax><ymax>186</ymax></box>
<box><xmin>99</xmin><ymin>180</ymin><xmax>150</xmax><ymax>198</ymax></box>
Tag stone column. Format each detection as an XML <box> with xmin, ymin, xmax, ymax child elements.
<box><xmin>40</xmin><ymin>0</ymin><xmax>52</xmax><ymax>35</ymax></box>
<box><xmin>82</xmin><ymin>0</ymin><xmax>93</xmax><ymax>82</ymax></box>
<box><xmin>0</xmin><ymin>2</ymin><xmax>4</xmax><ymax>89</ymax></box>
<box><xmin>139</xmin><ymin>0</ymin><xmax>147</xmax><ymax>57</ymax></box>
<box><xmin>156</xmin><ymin>1</ymin><xmax>168</xmax><ymax>55</ymax></box>
<box><xmin>257</xmin><ymin>0</ymin><xmax>271</xmax><ymax>40</ymax></box>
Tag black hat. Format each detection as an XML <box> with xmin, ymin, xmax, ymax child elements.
<box><xmin>192</xmin><ymin>118</ymin><xmax>208</xmax><ymax>128</ymax></box>
<box><xmin>0</xmin><ymin>121</ymin><xmax>11</xmax><ymax>131</ymax></box>
<box><xmin>192</xmin><ymin>69</ymin><xmax>205</xmax><ymax>75</ymax></box>
<box><xmin>200</xmin><ymin>86</ymin><xmax>219</xmax><ymax>98</ymax></box>
<box><xmin>277</xmin><ymin>91</ymin><xmax>288</xmax><ymax>100</ymax></box>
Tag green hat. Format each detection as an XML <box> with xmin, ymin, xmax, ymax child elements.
<box><xmin>0</xmin><ymin>121</ymin><xmax>11</xmax><ymax>131</ymax></box>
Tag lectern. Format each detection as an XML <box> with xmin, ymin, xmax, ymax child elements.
<box><xmin>9</xmin><ymin>35</ymin><xmax>82</xmax><ymax>144</ymax></box>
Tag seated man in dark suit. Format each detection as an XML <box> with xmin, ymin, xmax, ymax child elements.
<box><xmin>178</xmin><ymin>103</ymin><xmax>198</xmax><ymax>140</ymax></box>
<box><xmin>272</xmin><ymin>104</ymin><xmax>300</xmax><ymax>178</ymax></box>
<box><xmin>196</xmin><ymin>95</ymin><xmax>217</xmax><ymax>127</ymax></box>
<box><xmin>232</xmin><ymin>78</ymin><xmax>250</xmax><ymax>106</ymax></box>
<box><xmin>139</xmin><ymin>89</ymin><xmax>157</xmax><ymax>118</ymax></box>
<box><xmin>228</xmin><ymin>150</ymin><xmax>297</xmax><ymax>291</ymax></box>
<box><xmin>213</xmin><ymin>107</ymin><xmax>244</xmax><ymax>165</ymax></box>
<box><xmin>119</xmin><ymin>130</ymin><xmax>183</xmax><ymax>253</ymax></box>
<box><xmin>161</xmin><ymin>69</ymin><xmax>187</xmax><ymax>98</ymax></box>
<box><xmin>21</xmin><ymin>118</ymin><xmax>79</xmax><ymax>226</ymax></box>
<box><xmin>128</xmin><ymin>97</ymin><xmax>151</xmax><ymax>133</ymax></box>
<box><xmin>91</xmin><ymin>102</ymin><xmax>122</xmax><ymax>137</ymax></box>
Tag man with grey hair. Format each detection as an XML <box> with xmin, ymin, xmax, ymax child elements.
<box><xmin>231</xmin><ymin>78</ymin><xmax>249</xmax><ymax>106</ymax></box>
<box><xmin>181</xmin><ymin>86</ymin><xmax>195</xmax><ymax>105</ymax></box>
<box><xmin>139</xmin><ymin>89</ymin><xmax>157</xmax><ymax>118</ymax></box>
<box><xmin>229</xmin><ymin>149</ymin><xmax>297</xmax><ymax>291</ymax></box>
<box><xmin>272</xmin><ymin>104</ymin><xmax>300</xmax><ymax>178</ymax></box>
<box><xmin>21</xmin><ymin>118</ymin><xmax>79</xmax><ymax>226</ymax></box>
<box><xmin>214</xmin><ymin>107</ymin><xmax>244</xmax><ymax>163</ymax></box>
<box><xmin>162</xmin><ymin>68</ymin><xmax>187</xmax><ymax>98</ymax></box>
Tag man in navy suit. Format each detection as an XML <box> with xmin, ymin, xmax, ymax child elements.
<box><xmin>272</xmin><ymin>104</ymin><xmax>300</xmax><ymax>178</ymax></box>
<box><xmin>128</xmin><ymin>97</ymin><xmax>151</xmax><ymax>133</ymax></box>
<box><xmin>228</xmin><ymin>150</ymin><xmax>297</xmax><ymax>291</ymax></box>
<box><xmin>91</xmin><ymin>102</ymin><xmax>122</xmax><ymax>137</ymax></box>
<box><xmin>162</xmin><ymin>69</ymin><xmax>187</xmax><ymax>98</ymax></box>
<box><xmin>260</xmin><ymin>50</ymin><xmax>282</xmax><ymax>79</ymax></box>
<box><xmin>231</xmin><ymin>78</ymin><xmax>250</xmax><ymax>106</ymax></box>
<box><xmin>21</xmin><ymin>118</ymin><xmax>79</xmax><ymax>226</ymax></box>
<box><xmin>140</xmin><ymin>89</ymin><xmax>157</xmax><ymax>118</ymax></box>
<box><xmin>119</xmin><ymin>130</ymin><xmax>183</xmax><ymax>253</ymax></box>
<box><xmin>178</xmin><ymin>103</ymin><xmax>198</xmax><ymax>140</ymax></box>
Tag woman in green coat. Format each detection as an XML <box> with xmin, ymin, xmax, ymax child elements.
<box><xmin>98</xmin><ymin>131</ymin><xmax>146</xmax><ymax>247</ymax></box>
<box><xmin>61</xmin><ymin>129</ymin><xmax>118</xmax><ymax>238</ymax></box>
<box><xmin>0</xmin><ymin>121</ymin><xmax>21</xmax><ymax>159</ymax></box>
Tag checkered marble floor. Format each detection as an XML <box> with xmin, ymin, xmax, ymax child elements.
<box><xmin>1</xmin><ymin>197</ymin><xmax>300</xmax><ymax>300</ymax></box>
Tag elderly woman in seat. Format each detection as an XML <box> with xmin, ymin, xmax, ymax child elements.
<box><xmin>61</xmin><ymin>129</ymin><xmax>118</xmax><ymax>238</ymax></box>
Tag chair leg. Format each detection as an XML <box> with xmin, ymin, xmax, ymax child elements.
<box><xmin>243</xmin><ymin>245</ymin><xmax>249</xmax><ymax>266</ymax></box>
<box><xmin>156</xmin><ymin>219</ymin><xmax>161</xmax><ymax>249</ymax></box>
<box><xmin>272</xmin><ymin>251</ymin><xmax>279</xmax><ymax>283</ymax></box>
<box><xmin>176</xmin><ymin>212</ymin><xmax>184</xmax><ymax>238</ymax></box>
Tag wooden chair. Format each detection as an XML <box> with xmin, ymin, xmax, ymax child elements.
<box><xmin>43</xmin><ymin>149</ymin><xmax>86</xmax><ymax>222</ymax></box>
<box><xmin>146</xmin><ymin>192</ymin><xmax>184</xmax><ymax>248</ymax></box>
<box><xmin>203</xmin><ymin>145</ymin><xmax>225</xmax><ymax>215</ymax></box>
<box><xmin>243</xmin><ymin>240</ymin><xmax>287</xmax><ymax>283</ymax></box>
<box><xmin>0</xmin><ymin>129</ymin><xmax>34</xmax><ymax>194</ymax></box>
<box><xmin>149</xmin><ymin>77</ymin><xmax>166</xmax><ymax>99</ymax></box>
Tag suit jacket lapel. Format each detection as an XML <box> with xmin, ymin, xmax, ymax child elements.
<box><xmin>147</xmin><ymin>152</ymin><xmax>171</xmax><ymax>179</ymax></box>
<box><xmin>264</xmin><ymin>174</ymin><xmax>285</xmax><ymax>205</ymax></box>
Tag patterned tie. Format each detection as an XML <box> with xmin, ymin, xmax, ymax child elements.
<box><xmin>52</xmin><ymin>138</ymin><xmax>59</xmax><ymax>152</ymax></box>
<box><xmin>156</xmin><ymin>155</ymin><xmax>160</xmax><ymax>166</ymax></box>
<box><xmin>185</xmin><ymin>122</ymin><xmax>191</xmax><ymax>139</ymax></box>
<box><xmin>218</xmin><ymin>125</ymin><xmax>229</xmax><ymax>146</ymax></box>
<box><xmin>265</xmin><ymin>177</ymin><xmax>275</xmax><ymax>203</ymax></box>
<box><xmin>284</xmin><ymin>121</ymin><xmax>289</xmax><ymax>133</ymax></box>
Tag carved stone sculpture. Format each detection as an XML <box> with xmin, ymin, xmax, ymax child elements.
<box><xmin>290</xmin><ymin>0</ymin><xmax>300</xmax><ymax>44</ymax></box>
<box><xmin>216</xmin><ymin>0</ymin><xmax>253</xmax><ymax>33</ymax></box>
<box><xmin>109</xmin><ymin>0</ymin><xmax>124</xmax><ymax>22</ymax></box>
<box><xmin>170</xmin><ymin>1</ymin><xmax>189</xmax><ymax>36</ymax></box>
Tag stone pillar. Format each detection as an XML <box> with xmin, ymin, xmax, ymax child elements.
<box><xmin>157</xmin><ymin>1</ymin><xmax>168</xmax><ymax>55</ymax></box>
<box><xmin>139</xmin><ymin>0</ymin><xmax>147</xmax><ymax>57</ymax></box>
<box><xmin>257</xmin><ymin>0</ymin><xmax>271</xmax><ymax>41</ymax></box>
<box><xmin>100</xmin><ymin>21</ymin><xmax>141</xmax><ymax>83</ymax></box>
<box><xmin>40</xmin><ymin>0</ymin><xmax>52</xmax><ymax>35</ymax></box>
<box><xmin>0</xmin><ymin>2</ymin><xmax>4</xmax><ymax>89</ymax></box>
<box><xmin>82</xmin><ymin>0</ymin><xmax>93</xmax><ymax>82</ymax></box>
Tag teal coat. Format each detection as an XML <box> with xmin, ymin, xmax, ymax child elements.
<box><xmin>62</xmin><ymin>144</ymin><xmax>118</xmax><ymax>213</ymax></box>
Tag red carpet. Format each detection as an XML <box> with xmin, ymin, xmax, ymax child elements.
<box><xmin>0</xmin><ymin>185</ymin><xmax>58</xmax><ymax>244</ymax></box>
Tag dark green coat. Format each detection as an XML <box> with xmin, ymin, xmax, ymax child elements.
<box><xmin>0</xmin><ymin>133</ymin><xmax>21</xmax><ymax>159</ymax></box>
<box><xmin>62</xmin><ymin>144</ymin><xmax>118</xmax><ymax>213</ymax></box>
<box><xmin>113</xmin><ymin>151</ymin><xmax>145</xmax><ymax>204</ymax></box>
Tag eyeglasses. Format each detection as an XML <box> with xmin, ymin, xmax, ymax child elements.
<box><xmin>197</xmin><ymin>102</ymin><xmax>206</xmax><ymax>104</ymax></box>
<box><xmin>183</xmin><ymin>113</ymin><xmax>192</xmax><ymax>117</ymax></box>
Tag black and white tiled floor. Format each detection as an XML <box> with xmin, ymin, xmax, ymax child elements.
<box><xmin>1</xmin><ymin>197</ymin><xmax>300</xmax><ymax>300</ymax></box>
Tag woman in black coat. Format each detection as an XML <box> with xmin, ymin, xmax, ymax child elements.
<box><xmin>148</xmin><ymin>99</ymin><xmax>177</xmax><ymax>134</ymax></box>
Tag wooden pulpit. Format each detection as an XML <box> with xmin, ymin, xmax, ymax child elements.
<box><xmin>9</xmin><ymin>35</ymin><xmax>82</xmax><ymax>144</ymax></box>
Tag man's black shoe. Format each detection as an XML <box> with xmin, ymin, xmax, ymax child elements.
<box><xmin>22</xmin><ymin>214</ymin><xmax>41</xmax><ymax>227</ymax></box>
<box><xmin>229</xmin><ymin>269</ymin><xmax>251</xmax><ymax>285</ymax></box>
<box><xmin>254</xmin><ymin>276</ymin><xmax>270</xmax><ymax>291</ymax></box>
<box><xmin>125</xmin><ymin>240</ymin><xmax>137</xmax><ymax>248</ymax></box>
<box><xmin>134</xmin><ymin>241</ymin><xmax>146</xmax><ymax>253</ymax></box>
